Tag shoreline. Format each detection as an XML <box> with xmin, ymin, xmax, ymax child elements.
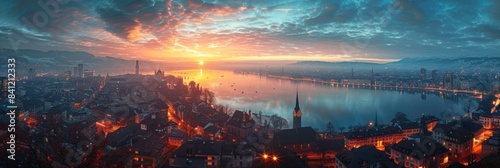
<box><xmin>235</xmin><ymin>72</ymin><xmax>483</xmax><ymax>96</ymax></box>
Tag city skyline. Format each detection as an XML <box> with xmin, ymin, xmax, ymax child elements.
<box><xmin>2</xmin><ymin>1</ymin><xmax>500</xmax><ymax>167</ymax></box>
<box><xmin>1</xmin><ymin>0</ymin><xmax>500</xmax><ymax>66</ymax></box>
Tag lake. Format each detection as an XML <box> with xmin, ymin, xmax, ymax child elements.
<box><xmin>166</xmin><ymin>69</ymin><xmax>475</xmax><ymax>131</ymax></box>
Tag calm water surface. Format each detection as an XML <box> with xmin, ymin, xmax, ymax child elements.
<box><xmin>167</xmin><ymin>69</ymin><xmax>473</xmax><ymax>130</ymax></box>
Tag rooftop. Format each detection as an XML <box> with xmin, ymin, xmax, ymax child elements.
<box><xmin>172</xmin><ymin>139</ymin><xmax>223</xmax><ymax>157</ymax></box>
<box><xmin>168</xmin><ymin>157</ymin><xmax>207</xmax><ymax>168</ymax></box>
<box><xmin>226</xmin><ymin>110</ymin><xmax>255</xmax><ymax>128</ymax></box>
<box><xmin>169</xmin><ymin>129</ymin><xmax>188</xmax><ymax>139</ymax></box>
<box><xmin>335</xmin><ymin>146</ymin><xmax>397</xmax><ymax>168</ymax></box>
<box><xmin>433</xmin><ymin>123</ymin><xmax>474</xmax><ymax>144</ymax></box>
<box><xmin>389</xmin><ymin>138</ymin><xmax>448</xmax><ymax>160</ymax></box>
<box><xmin>131</xmin><ymin>135</ymin><xmax>165</xmax><ymax>156</ymax></box>
<box><xmin>276</xmin><ymin>127</ymin><xmax>317</xmax><ymax>146</ymax></box>
<box><xmin>344</xmin><ymin>125</ymin><xmax>402</xmax><ymax>139</ymax></box>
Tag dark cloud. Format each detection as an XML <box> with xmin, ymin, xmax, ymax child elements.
<box><xmin>0</xmin><ymin>0</ymin><xmax>499</xmax><ymax>60</ymax></box>
<box><xmin>304</xmin><ymin>0</ymin><xmax>361</xmax><ymax>25</ymax></box>
<box><xmin>95</xmin><ymin>7</ymin><xmax>142</xmax><ymax>41</ymax></box>
<box><xmin>490</xmin><ymin>0</ymin><xmax>500</xmax><ymax>22</ymax></box>
<box><xmin>473</xmin><ymin>24</ymin><xmax>500</xmax><ymax>40</ymax></box>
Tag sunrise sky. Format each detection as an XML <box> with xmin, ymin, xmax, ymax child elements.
<box><xmin>1</xmin><ymin>0</ymin><xmax>499</xmax><ymax>64</ymax></box>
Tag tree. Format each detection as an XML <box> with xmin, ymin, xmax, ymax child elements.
<box><xmin>326</xmin><ymin>122</ymin><xmax>334</xmax><ymax>134</ymax></box>
<box><xmin>339</xmin><ymin>127</ymin><xmax>346</xmax><ymax>133</ymax></box>
<box><xmin>479</xmin><ymin>94</ymin><xmax>496</xmax><ymax>113</ymax></box>
<box><xmin>391</xmin><ymin>112</ymin><xmax>410</xmax><ymax>125</ymax></box>
<box><xmin>270</xmin><ymin>114</ymin><xmax>288</xmax><ymax>130</ymax></box>
<box><xmin>204</xmin><ymin>89</ymin><xmax>215</xmax><ymax>106</ymax></box>
<box><xmin>214</xmin><ymin>104</ymin><xmax>233</xmax><ymax>116</ymax></box>
<box><xmin>188</xmin><ymin>81</ymin><xmax>203</xmax><ymax>102</ymax></box>
<box><xmin>463</xmin><ymin>98</ymin><xmax>476</xmax><ymax>116</ymax></box>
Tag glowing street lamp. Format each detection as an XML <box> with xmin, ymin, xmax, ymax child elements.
<box><xmin>272</xmin><ymin>156</ymin><xmax>278</xmax><ymax>161</ymax></box>
<box><xmin>263</xmin><ymin>154</ymin><xmax>268</xmax><ymax>159</ymax></box>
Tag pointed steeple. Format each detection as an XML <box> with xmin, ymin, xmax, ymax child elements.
<box><xmin>135</xmin><ymin>60</ymin><xmax>139</xmax><ymax>75</ymax></box>
<box><xmin>294</xmin><ymin>88</ymin><xmax>300</xmax><ymax>111</ymax></box>
<box><xmin>292</xmin><ymin>88</ymin><xmax>302</xmax><ymax>128</ymax></box>
<box><xmin>248</xmin><ymin>109</ymin><xmax>252</xmax><ymax>121</ymax></box>
<box><xmin>375</xmin><ymin>111</ymin><xmax>378</xmax><ymax>127</ymax></box>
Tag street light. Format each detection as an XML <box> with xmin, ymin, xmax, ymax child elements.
<box><xmin>272</xmin><ymin>156</ymin><xmax>278</xmax><ymax>161</ymax></box>
<box><xmin>263</xmin><ymin>154</ymin><xmax>268</xmax><ymax>159</ymax></box>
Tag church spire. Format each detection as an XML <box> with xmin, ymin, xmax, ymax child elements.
<box><xmin>292</xmin><ymin>87</ymin><xmax>302</xmax><ymax>128</ymax></box>
<box><xmin>375</xmin><ymin>110</ymin><xmax>378</xmax><ymax>127</ymax></box>
<box><xmin>295</xmin><ymin>88</ymin><xmax>300</xmax><ymax>111</ymax></box>
<box><xmin>135</xmin><ymin>60</ymin><xmax>139</xmax><ymax>75</ymax></box>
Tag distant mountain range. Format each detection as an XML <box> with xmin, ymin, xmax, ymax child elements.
<box><xmin>0</xmin><ymin>49</ymin><xmax>163</xmax><ymax>75</ymax></box>
<box><xmin>1</xmin><ymin>48</ymin><xmax>498</xmax><ymax>75</ymax></box>
<box><xmin>291</xmin><ymin>57</ymin><xmax>500</xmax><ymax>71</ymax></box>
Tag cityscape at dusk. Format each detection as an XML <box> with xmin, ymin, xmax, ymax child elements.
<box><xmin>1</xmin><ymin>0</ymin><xmax>500</xmax><ymax>168</ymax></box>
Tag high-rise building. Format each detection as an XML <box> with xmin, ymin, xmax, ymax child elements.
<box><xmin>370</xmin><ymin>68</ymin><xmax>376</xmax><ymax>85</ymax></box>
<box><xmin>83</xmin><ymin>69</ymin><xmax>94</xmax><ymax>78</ymax></box>
<box><xmin>443</xmin><ymin>73</ymin><xmax>454</xmax><ymax>89</ymax></box>
<box><xmin>432</xmin><ymin>69</ymin><xmax>438</xmax><ymax>82</ymax></box>
<box><xmin>420</xmin><ymin>68</ymin><xmax>426</xmax><ymax>80</ymax></box>
<box><xmin>78</xmin><ymin>64</ymin><xmax>84</xmax><ymax>77</ymax></box>
<box><xmin>135</xmin><ymin>60</ymin><xmax>139</xmax><ymax>75</ymax></box>
<box><xmin>292</xmin><ymin>89</ymin><xmax>302</xmax><ymax>128</ymax></box>
<box><xmin>73</xmin><ymin>67</ymin><xmax>78</xmax><ymax>77</ymax></box>
<box><xmin>65</xmin><ymin>70</ymin><xmax>72</xmax><ymax>80</ymax></box>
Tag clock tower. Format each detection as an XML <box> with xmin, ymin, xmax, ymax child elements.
<box><xmin>292</xmin><ymin>89</ymin><xmax>302</xmax><ymax>128</ymax></box>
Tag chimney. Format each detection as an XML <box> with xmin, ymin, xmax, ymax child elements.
<box><xmin>242</xmin><ymin>111</ymin><xmax>246</xmax><ymax>122</ymax></box>
<box><xmin>248</xmin><ymin>110</ymin><xmax>252</xmax><ymax>121</ymax></box>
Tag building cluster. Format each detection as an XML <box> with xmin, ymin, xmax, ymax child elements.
<box><xmin>247</xmin><ymin>66</ymin><xmax>500</xmax><ymax>93</ymax></box>
<box><xmin>1</xmin><ymin>61</ymin><xmax>500</xmax><ymax>168</ymax></box>
<box><xmin>0</xmin><ymin>63</ymin><xmax>105</xmax><ymax>166</ymax></box>
<box><xmin>64</xmin><ymin>63</ymin><xmax>95</xmax><ymax>79</ymax></box>
<box><xmin>342</xmin><ymin>67</ymin><xmax>500</xmax><ymax>92</ymax></box>
<box><xmin>337</xmin><ymin>108</ymin><xmax>500</xmax><ymax>168</ymax></box>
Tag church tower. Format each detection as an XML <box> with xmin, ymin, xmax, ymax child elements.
<box><xmin>135</xmin><ymin>60</ymin><xmax>139</xmax><ymax>75</ymax></box>
<box><xmin>292</xmin><ymin>89</ymin><xmax>302</xmax><ymax>128</ymax></box>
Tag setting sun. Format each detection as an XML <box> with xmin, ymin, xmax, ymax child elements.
<box><xmin>199</xmin><ymin>60</ymin><xmax>204</xmax><ymax>66</ymax></box>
